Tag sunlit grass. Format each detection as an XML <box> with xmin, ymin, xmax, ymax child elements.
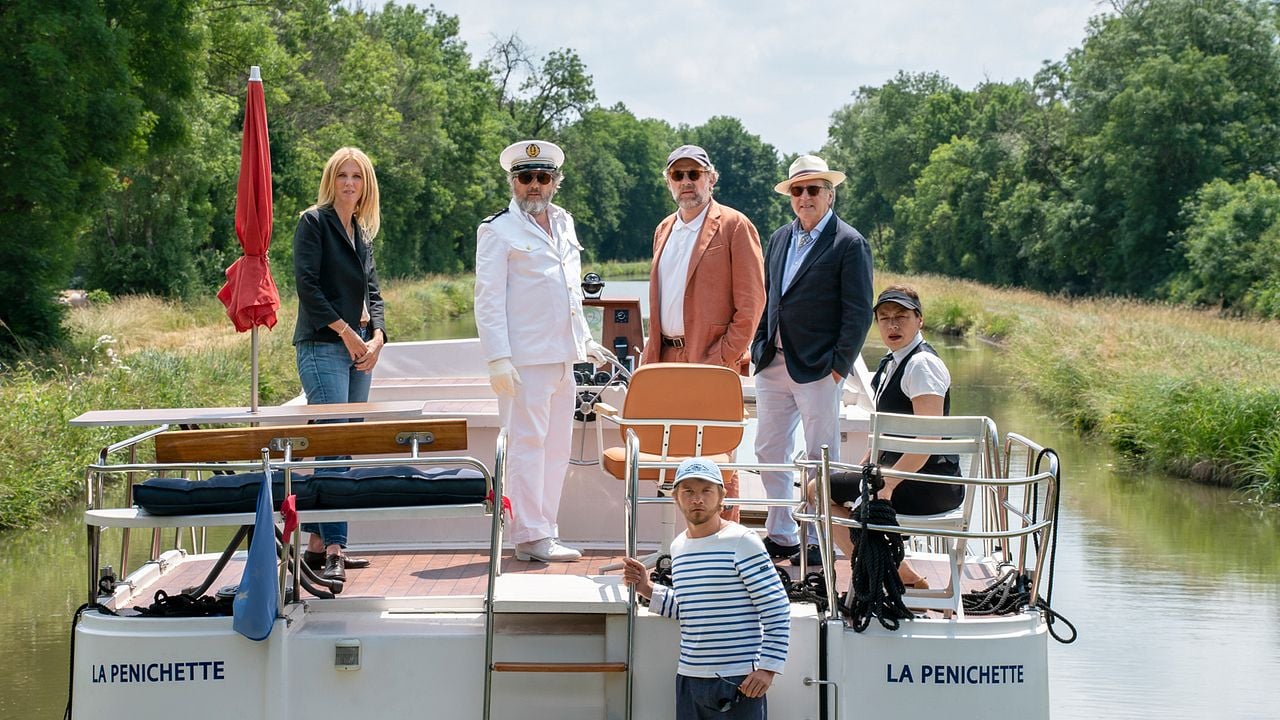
<box><xmin>892</xmin><ymin>273</ymin><xmax>1280</xmax><ymax>499</ymax></box>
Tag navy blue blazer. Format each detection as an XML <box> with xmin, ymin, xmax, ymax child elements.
<box><xmin>291</xmin><ymin>205</ymin><xmax>386</xmax><ymax>345</ymax></box>
<box><xmin>750</xmin><ymin>213</ymin><xmax>873</xmax><ymax>383</ymax></box>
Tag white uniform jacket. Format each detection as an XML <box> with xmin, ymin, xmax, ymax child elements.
<box><xmin>474</xmin><ymin>199</ymin><xmax>592</xmax><ymax>366</ymax></box>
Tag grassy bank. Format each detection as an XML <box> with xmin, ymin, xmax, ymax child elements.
<box><xmin>4</xmin><ymin>262</ymin><xmax>1277</xmax><ymax>528</ymax></box>
<box><xmin>899</xmin><ymin>274</ymin><xmax>1280</xmax><ymax>501</ymax></box>
<box><xmin>0</xmin><ymin>262</ymin><xmax>649</xmax><ymax>529</ymax></box>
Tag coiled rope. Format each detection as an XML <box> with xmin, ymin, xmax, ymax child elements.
<box><xmin>842</xmin><ymin>463</ymin><xmax>914</xmax><ymax>631</ymax></box>
<box><xmin>960</xmin><ymin>447</ymin><xmax>1077</xmax><ymax>643</ymax></box>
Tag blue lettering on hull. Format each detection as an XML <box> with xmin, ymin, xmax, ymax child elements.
<box><xmin>886</xmin><ymin>663</ymin><xmax>1026</xmax><ymax>685</ymax></box>
<box><xmin>91</xmin><ymin>661</ymin><xmax>225</xmax><ymax>684</ymax></box>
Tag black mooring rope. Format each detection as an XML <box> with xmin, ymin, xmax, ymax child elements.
<box><xmin>842</xmin><ymin>463</ymin><xmax>914</xmax><ymax>631</ymax></box>
<box><xmin>961</xmin><ymin>447</ymin><xmax>1077</xmax><ymax>644</ymax></box>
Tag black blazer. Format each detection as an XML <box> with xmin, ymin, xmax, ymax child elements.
<box><xmin>751</xmin><ymin>213</ymin><xmax>873</xmax><ymax>383</ymax></box>
<box><xmin>291</xmin><ymin>205</ymin><xmax>386</xmax><ymax>345</ymax></box>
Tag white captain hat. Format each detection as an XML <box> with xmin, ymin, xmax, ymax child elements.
<box><xmin>500</xmin><ymin>140</ymin><xmax>564</xmax><ymax>172</ymax></box>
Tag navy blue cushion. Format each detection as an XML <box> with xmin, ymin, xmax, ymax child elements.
<box><xmin>133</xmin><ymin>471</ymin><xmax>316</xmax><ymax>516</ymax></box>
<box><xmin>313</xmin><ymin>465</ymin><xmax>486</xmax><ymax>509</ymax></box>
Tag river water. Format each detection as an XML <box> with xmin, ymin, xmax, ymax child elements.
<box><xmin>5</xmin><ymin>287</ymin><xmax>1279</xmax><ymax>718</ymax></box>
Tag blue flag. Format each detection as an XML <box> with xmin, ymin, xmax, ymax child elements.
<box><xmin>233</xmin><ymin>474</ymin><xmax>278</xmax><ymax>640</ymax></box>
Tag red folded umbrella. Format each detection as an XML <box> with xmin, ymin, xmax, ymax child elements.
<box><xmin>216</xmin><ymin>66</ymin><xmax>280</xmax><ymax>412</ymax></box>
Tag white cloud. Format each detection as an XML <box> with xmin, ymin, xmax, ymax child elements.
<box><xmin>415</xmin><ymin>0</ymin><xmax>1103</xmax><ymax>155</ymax></box>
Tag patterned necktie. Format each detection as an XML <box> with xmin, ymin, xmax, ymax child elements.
<box><xmin>798</xmin><ymin>230</ymin><xmax>814</xmax><ymax>249</ymax></box>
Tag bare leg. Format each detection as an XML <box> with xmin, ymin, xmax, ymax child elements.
<box><xmin>899</xmin><ymin>560</ymin><xmax>928</xmax><ymax>588</ymax></box>
<box><xmin>805</xmin><ymin>479</ymin><xmax>855</xmax><ymax>560</ymax></box>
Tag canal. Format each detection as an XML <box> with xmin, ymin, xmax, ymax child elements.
<box><xmin>4</xmin><ymin>288</ymin><xmax>1278</xmax><ymax>718</ymax></box>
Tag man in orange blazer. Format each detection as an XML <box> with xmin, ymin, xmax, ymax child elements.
<box><xmin>642</xmin><ymin>144</ymin><xmax>766</xmax><ymax>520</ymax></box>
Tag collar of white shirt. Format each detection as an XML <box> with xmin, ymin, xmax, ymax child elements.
<box><xmin>672</xmin><ymin>202</ymin><xmax>711</xmax><ymax>235</ymax></box>
<box><xmin>890</xmin><ymin>332</ymin><xmax>926</xmax><ymax>366</ymax></box>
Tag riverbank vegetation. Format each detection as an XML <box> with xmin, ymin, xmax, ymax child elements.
<box><xmin>0</xmin><ymin>263</ymin><xmax>647</xmax><ymax>529</ymax></box>
<box><xmin>903</xmin><ymin>274</ymin><xmax>1280</xmax><ymax>502</ymax></box>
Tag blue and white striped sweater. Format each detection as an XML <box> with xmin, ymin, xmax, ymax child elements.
<box><xmin>649</xmin><ymin>522</ymin><xmax>791</xmax><ymax>677</ymax></box>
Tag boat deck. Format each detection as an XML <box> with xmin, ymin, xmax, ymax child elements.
<box><xmin>111</xmin><ymin>544</ymin><xmax>997</xmax><ymax>615</ymax></box>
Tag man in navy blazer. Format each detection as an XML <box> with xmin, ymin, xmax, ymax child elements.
<box><xmin>751</xmin><ymin>154</ymin><xmax>874</xmax><ymax>564</ymax></box>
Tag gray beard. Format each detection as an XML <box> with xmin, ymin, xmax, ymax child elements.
<box><xmin>516</xmin><ymin>196</ymin><xmax>551</xmax><ymax>215</ymax></box>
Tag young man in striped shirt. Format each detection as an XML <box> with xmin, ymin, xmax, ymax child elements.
<box><xmin>623</xmin><ymin>457</ymin><xmax>791</xmax><ymax>718</ymax></box>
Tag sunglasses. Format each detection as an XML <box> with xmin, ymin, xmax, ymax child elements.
<box><xmin>515</xmin><ymin>171</ymin><xmax>555</xmax><ymax>186</ymax></box>
<box><xmin>714</xmin><ymin>674</ymin><xmax>743</xmax><ymax>712</ymax></box>
<box><xmin>668</xmin><ymin>169</ymin><xmax>707</xmax><ymax>182</ymax></box>
<box><xmin>789</xmin><ymin>184</ymin><xmax>826</xmax><ymax>197</ymax></box>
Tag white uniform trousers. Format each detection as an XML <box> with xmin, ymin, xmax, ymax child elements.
<box><xmin>499</xmin><ymin>361</ymin><xmax>575</xmax><ymax>545</ymax></box>
<box><xmin>754</xmin><ymin>359</ymin><xmax>843</xmax><ymax>545</ymax></box>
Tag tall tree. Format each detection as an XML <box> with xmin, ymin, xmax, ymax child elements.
<box><xmin>1062</xmin><ymin>0</ymin><xmax>1280</xmax><ymax>294</ymax></box>
<box><xmin>0</xmin><ymin>0</ymin><xmax>199</xmax><ymax>354</ymax></box>
<box><xmin>688</xmin><ymin>116</ymin><xmax>786</xmax><ymax>239</ymax></box>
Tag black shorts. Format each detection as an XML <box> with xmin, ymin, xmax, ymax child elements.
<box><xmin>829</xmin><ymin>466</ymin><xmax>964</xmax><ymax>516</ymax></box>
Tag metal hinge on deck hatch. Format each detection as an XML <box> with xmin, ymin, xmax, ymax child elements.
<box><xmin>268</xmin><ymin>437</ymin><xmax>309</xmax><ymax>451</ymax></box>
<box><xmin>395</xmin><ymin>431</ymin><xmax>435</xmax><ymax>446</ymax></box>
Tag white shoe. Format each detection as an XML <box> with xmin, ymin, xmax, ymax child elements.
<box><xmin>514</xmin><ymin>538</ymin><xmax>582</xmax><ymax>562</ymax></box>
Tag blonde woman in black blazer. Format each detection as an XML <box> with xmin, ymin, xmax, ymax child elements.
<box><xmin>292</xmin><ymin>147</ymin><xmax>386</xmax><ymax>582</ymax></box>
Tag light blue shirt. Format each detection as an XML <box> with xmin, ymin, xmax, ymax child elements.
<box><xmin>781</xmin><ymin>209</ymin><xmax>833</xmax><ymax>291</ymax></box>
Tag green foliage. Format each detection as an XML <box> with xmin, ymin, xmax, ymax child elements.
<box><xmin>1173</xmin><ymin>174</ymin><xmax>1280</xmax><ymax>315</ymax></box>
<box><xmin>827</xmin><ymin>0</ymin><xmax>1280</xmax><ymax>313</ymax></box>
<box><xmin>688</xmin><ymin>116</ymin><xmax>786</xmax><ymax>236</ymax></box>
<box><xmin>0</xmin><ymin>0</ymin><xmax>193</xmax><ymax>355</ymax></box>
<box><xmin>926</xmin><ymin>296</ymin><xmax>977</xmax><ymax>335</ymax></box>
<box><xmin>557</xmin><ymin>106</ymin><xmax>675</xmax><ymax>261</ymax></box>
<box><xmin>1105</xmin><ymin>378</ymin><xmax>1280</xmax><ymax>490</ymax></box>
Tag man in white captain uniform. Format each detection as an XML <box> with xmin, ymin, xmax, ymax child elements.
<box><xmin>474</xmin><ymin>140</ymin><xmax>614</xmax><ymax>562</ymax></box>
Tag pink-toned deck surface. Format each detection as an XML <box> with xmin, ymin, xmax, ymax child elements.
<box><xmin>116</xmin><ymin>546</ymin><xmax>995</xmax><ymax>612</ymax></box>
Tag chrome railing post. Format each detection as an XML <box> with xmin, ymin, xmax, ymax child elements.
<box><xmin>624</xmin><ymin>428</ymin><xmax>639</xmax><ymax>720</ymax></box>
<box><xmin>482</xmin><ymin>428</ymin><xmax>507</xmax><ymax>720</ymax></box>
<box><xmin>817</xmin><ymin>446</ymin><xmax>839</xmax><ymax>619</ymax></box>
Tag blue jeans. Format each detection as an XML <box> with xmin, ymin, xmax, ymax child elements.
<box><xmin>295</xmin><ymin>336</ymin><xmax>372</xmax><ymax>548</ymax></box>
<box><xmin>675</xmin><ymin>675</ymin><xmax>765</xmax><ymax>719</ymax></box>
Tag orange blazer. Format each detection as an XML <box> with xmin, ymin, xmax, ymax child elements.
<box><xmin>642</xmin><ymin>200</ymin><xmax>766</xmax><ymax>369</ymax></box>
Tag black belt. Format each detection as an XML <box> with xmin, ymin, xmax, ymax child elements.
<box><xmin>661</xmin><ymin>335</ymin><xmax>685</xmax><ymax>348</ymax></box>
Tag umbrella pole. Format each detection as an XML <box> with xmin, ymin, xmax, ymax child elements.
<box><xmin>251</xmin><ymin>325</ymin><xmax>260</xmax><ymax>414</ymax></box>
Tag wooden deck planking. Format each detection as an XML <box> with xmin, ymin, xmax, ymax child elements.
<box><xmin>114</xmin><ymin>546</ymin><xmax>991</xmax><ymax>611</ymax></box>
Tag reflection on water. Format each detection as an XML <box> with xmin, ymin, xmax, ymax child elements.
<box><xmin>926</xmin><ymin>337</ymin><xmax>1280</xmax><ymax>720</ymax></box>
<box><xmin>5</xmin><ymin>322</ymin><xmax>1279</xmax><ymax>718</ymax></box>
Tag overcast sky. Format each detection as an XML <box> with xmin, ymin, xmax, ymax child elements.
<box><xmin>413</xmin><ymin>1</ymin><xmax>1107</xmax><ymax>156</ymax></box>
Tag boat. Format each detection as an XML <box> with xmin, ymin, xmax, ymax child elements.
<box><xmin>67</xmin><ymin>289</ymin><xmax>1065</xmax><ymax>719</ymax></box>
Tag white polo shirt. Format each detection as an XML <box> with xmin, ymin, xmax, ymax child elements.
<box><xmin>656</xmin><ymin>202</ymin><xmax>710</xmax><ymax>337</ymax></box>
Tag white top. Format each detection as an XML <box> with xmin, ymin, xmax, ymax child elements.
<box><xmin>473</xmin><ymin>199</ymin><xmax>592</xmax><ymax>366</ymax></box>
<box><xmin>648</xmin><ymin>522</ymin><xmax>790</xmax><ymax>677</ymax></box>
<box><xmin>656</xmin><ymin>202</ymin><xmax>710</xmax><ymax>337</ymax></box>
<box><xmin>876</xmin><ymin>332</ymin><xmax>951</xmax><ymax>403</ymax></box>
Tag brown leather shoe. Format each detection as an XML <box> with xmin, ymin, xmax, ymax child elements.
<box><xmin>323</xmin><ymin>553</ymin><xmax>346</xmax><ymax>582</ymax></box>
<box><xmin>305</xmin><ymin>550</ymin><xmax>370</xmax><ymax>571</ymax></box>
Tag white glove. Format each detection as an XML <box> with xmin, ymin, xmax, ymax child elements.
<box><xmin>586</xmin><ymin>340</ymin><xmax>617</xmax><ymax>366</ymax></box>
<box><xmin>487</xmin><ymin>358</ymin><xmax>521</xmax><ymax>397</ymax></box>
